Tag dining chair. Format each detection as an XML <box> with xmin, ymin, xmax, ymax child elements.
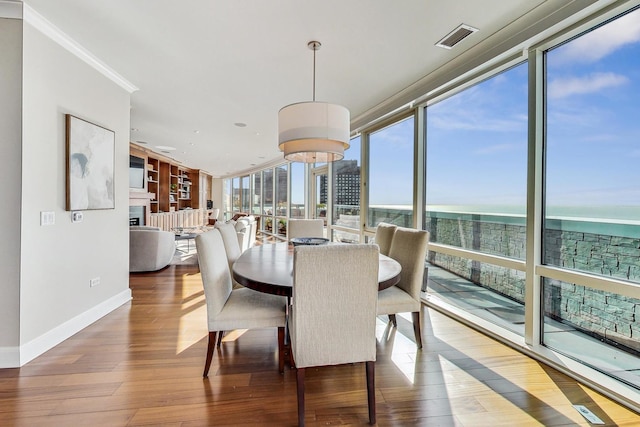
<box><xmin>290</xmin><ymin>244</ymin><xmax>379</xmax><ymax>426</ymax></box>
<box><xmin>287</xmin><ymin>218</ymin><xmax>324</xmax><ymax>239</ymax></box>
<box><xmin>195</xmin><ymin>229</ymin><xmax>287</xmax><ymax>377</ymax></box>
<box><xmin>373</xmin><ymin>222</ymin><xmax>397</xmax><ymax>256</ymax></box>
<box><xmin>214</xmin><ymin>222</ymin><xmax>242</xmax><ymax>270</ymax></box>
<box><xmin>376</xmin><ymin>227</ymin><xmax>429</xmax><ymax>349</ymax></box>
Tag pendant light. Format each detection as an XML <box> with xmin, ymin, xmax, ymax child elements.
<box><xmin>278</xmin><ymin>41</ymin><xmax>350</xmax><ymax>163</ymax></box>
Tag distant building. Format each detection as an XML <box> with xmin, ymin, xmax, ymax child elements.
<box><xmin>319</xmin><ymin>160</ymin><xmax>360</xmax><ymax>207</ymax></box>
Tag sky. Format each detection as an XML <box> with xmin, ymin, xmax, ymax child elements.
<box><xmin>367</xmin><ymin>7</ymin><xmax>640</xmax><ymax>211</ymax></box>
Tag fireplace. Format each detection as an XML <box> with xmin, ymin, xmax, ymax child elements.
<box><xmin>129</xmin><ymin>191</ymin><xmax>154</xmax><ymax>226</ymax></box>
<box><xmin>129</xmin><ymin>206</ymin><xmax>144</xmax><ymax>226</ymax></box>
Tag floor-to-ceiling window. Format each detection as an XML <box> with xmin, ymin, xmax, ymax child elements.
<box><xmin>251</xmin><ymin>172</ymin><xmax>261</xmax><ymax>216</ymax></box>
<box><xmin>231</xmin><ymin>177</ymin><xmax>240</xmax><ymax>213</ymax></box>
<box><xmin>425</xmin><ymin>62</ymin><xmax>528</xmax><ymax>335</ymax></box>
<box><xmin>263</xmin><ymin>168</ymin><xmax>274</xmax><ymax>233</ymax></box>
<box><xmin>222</xmin><ymin>178</ymin><xmax>232</xmax><ymax>220</ymax></box>
<box><xmin>275</xmin><ymin>165</ymin><xmax>288</xmax><ymax>237</ymax></box>
<box><xmin>240</xmin><ymin>175</ymin><xmax>250</xmax><ymax>213</ymax></box>
<box><xmin>367</xmin><ymin>116</ymin><xmax>414</xmax><ymax>229</ymax></box>
<box><xmin>542</xmin><ymin>6</ymin><xmax>640</xmax><ymax>388</ymax></box>
<box><xmin>290</xmin><ymin>162</ymin><xmax>305</xmax><ymax>219</ymax></box>
<box><xmin>333</xmin><ymin>135</ymin><xmax>361</xmax><ymax>242</ymax></box>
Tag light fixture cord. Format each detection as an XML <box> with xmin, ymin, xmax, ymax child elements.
<box><xmin>312</xmin><ymin>46</ymin><xmax>316</xmax><ymax>102</ymax></box>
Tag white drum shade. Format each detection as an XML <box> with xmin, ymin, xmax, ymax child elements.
<box><xmin>278</xmin><ymin>101</ymin><xmax>350</xmax><ymax>163</ymax></box>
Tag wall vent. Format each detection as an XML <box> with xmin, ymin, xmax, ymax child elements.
<box><xmin>435</xmin><ymin>24</ymin><xmax>478</xmax><ymax>49</ymax></box>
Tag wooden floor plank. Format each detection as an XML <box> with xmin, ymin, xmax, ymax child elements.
<box><xmin>0</xmin><ymin>262</ymin><xmax>637</xmax><ymax>426</ymax></box>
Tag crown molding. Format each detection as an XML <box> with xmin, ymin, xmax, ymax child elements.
<box><xmin>22</xmin><ymin>4</ymin><xmax>138</xmax><ymax>94</ymax></box>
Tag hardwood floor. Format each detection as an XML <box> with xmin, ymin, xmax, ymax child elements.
<box><xmin>1</xmin><ymin>263</ymin><xmax>638</xmax><ymax>426</ymax></box>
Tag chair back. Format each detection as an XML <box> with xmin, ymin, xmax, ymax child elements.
<box><xmin>195</xmin><ymin>229</ymin><xmax>233</xmax><ymax>319</ymax></box>
<box><xmin>246</xmin><ymin>217</ymin><xmax>258</xmax><ymax>249</ymax></box>
<box><xmin>290</xmin><ymin>244</ymin><xmax>379</xmax><ymax>368</ymax></box>
<box><xmin>388</xmin><ymin>228</ymin><xmax>429</xmax><ymax>300</ymax></box>
<box><xmin>235</xmin><ymin>218</ymin><xmax>251</xmax><ymax>252</ymax></box>
<box><xmin>374</xmin><ymin>222</ymin><xmax>397</xmax><ymax>256</ymax></box>
<box><xmin>288</xmin><ymin>219</ymin><xmax>324</xmax><ymax>239</ymax></box>
<box><xmin>215</xmin><ymin>222</ymin><xmax>242</xmax><ymax>266</ymax></box>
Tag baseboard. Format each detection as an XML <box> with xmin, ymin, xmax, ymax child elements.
<box><xmin>0</xmin><ymin>289</ymin><xmax>132</xmax><ymax>368</ymax></box>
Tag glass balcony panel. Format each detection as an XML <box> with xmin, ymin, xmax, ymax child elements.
<box><xmin>543</xmin><ymin>277</ymin><xmax>640</xmax><ymax>389</ymax></box>
<box><xmin>426</xmin><ymin>258</ymin><xmax>525</xmax><ymax>336</ymax></box>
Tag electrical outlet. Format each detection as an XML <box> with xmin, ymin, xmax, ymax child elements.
<box><xmin>90</xmin><ymin>277</ymin><xmax>100</xmax><ymax>287</ymax></box>
<box><xmin>72</xmin><ymin>211</ymin><xmax>83</xmax><ymax>223</ymax></box>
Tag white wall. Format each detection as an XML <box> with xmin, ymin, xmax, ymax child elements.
<box><xmin>15</xmin><ymin>13</ymin><xmax>132</xmax><ymax>364</ymax></box>
<box><xmin>211</xmin><ymin>178</ymin><xmax>224</xmax><ymax>214</ymax></box>
<box><xmin>0</xmin><ymin>16</ymin><xmax>23</xmax><ymax>361</ymax></box>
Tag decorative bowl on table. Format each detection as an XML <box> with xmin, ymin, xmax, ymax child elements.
<box><xmin>290</xmin><ymin>237</ymin><xmax>329</xmax><ymax>246</ymax></box>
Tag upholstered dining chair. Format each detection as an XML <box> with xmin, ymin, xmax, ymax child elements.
<box><xmin>287</xmin><ymin>218</ymin><xmax>324</xmax><ymax>239</ymax></box>
<box><xmin>214</xmin><ymin>222</ymin><xmax>242</xmax><ymax>271</ymax></box>
<box><xmin>373</xmin><ymin>222</ymin><xmax>397</xmax><ymax>256</ymax></box>
<box><xmin>195</xmin><ymin>229</ymin><xmax>287</xmax><ymax>377</ymax></box>
<box><xmin>290</xmin><ymin>244</ymin><xmax>379</xmax><ymax>426</ymax></box>
<box><xmin>376</xmin><ymin>227</ymin><xmax>429</xmax><ymax>349</ymax></box>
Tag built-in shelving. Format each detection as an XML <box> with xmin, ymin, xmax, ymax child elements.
<box><xmin>130</xmin><ymin>143</ymin><xmax>211</xmax><ymax>228</ymax></box>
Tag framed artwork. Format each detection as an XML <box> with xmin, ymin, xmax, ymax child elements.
<box><xmin>65</xmin><ymin>114</ymin><xmax>115</xmax><ymax>210</ymax></box>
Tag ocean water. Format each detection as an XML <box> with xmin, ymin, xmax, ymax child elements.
<box><xmin>372</xmin><ymin>204</ymin><xmax>640</xmax><ymax>223</ymax></box>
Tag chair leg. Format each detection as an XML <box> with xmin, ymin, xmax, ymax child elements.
<box><xmin>412</xmin><ymin>311</ymin><xmax>423</xmax><ymax>349</ymax></box>
<box><xmin>296</xmin><ymin>367</ymin><xmax>306</xmax><ymax>427</ymax></box>
<box><xmin>203</xmin><ymin>331</ymin><xmax>217</xmax><ymax>378</ymax></box>
<box><xmin>216</xmin><ymin>331</ymin><xmax>224</xmax><ymax>347</ymax></box>
<box><xmin>366</xmin><ymin>361</ymin><xmax>376</xmax><ymax>425</ymax></box>
<box><xmin>388</xmin><ymin>314</ymin><xmax>397</xmax><ymax>327</ymax></box>
<box><xmin>277</xmin><ymin>326</ymin><xmax>285</xmax><ymax>374</ymax></box>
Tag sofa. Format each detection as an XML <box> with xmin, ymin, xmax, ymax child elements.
<box><xmin>129</xmin><ymin>226</ymin><xmax>176</xmax><ymax>272</ymax></box>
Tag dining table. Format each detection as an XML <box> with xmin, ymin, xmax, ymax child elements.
<box><xmin>232</xmin><ymin>242</ymin><xmax>402</xmax><ymax>297</ymax></box>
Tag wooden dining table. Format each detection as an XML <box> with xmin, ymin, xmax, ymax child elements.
<box><xmin>232</xmin><ymin>242</ymin><xmax>402</xmax><ymax>297</ymax></box>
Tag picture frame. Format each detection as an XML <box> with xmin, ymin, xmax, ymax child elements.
<box><xmin>65</xmin><ymin>114</ymin><xmax>116</xmax><ymax>211</ymax></box>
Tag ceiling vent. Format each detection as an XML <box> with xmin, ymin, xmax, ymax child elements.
<box><xmin>435</xmin><ymin>24</ymin><xmax>478</xmax><ymax>49</ymax></box>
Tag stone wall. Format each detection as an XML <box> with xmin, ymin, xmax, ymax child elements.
<box><xmin>423</xmin><ymin>211</ymin><xmax>640</xmax><ymax>352</ymax></box>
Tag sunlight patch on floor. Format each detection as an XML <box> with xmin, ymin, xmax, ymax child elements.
<box><xmin>376</xmin><ymin>317</ymin><xmax>419</xmax><ymax>384</ymax></box>
<box><xmin>220</xmin><ymin>329</ymin><xmax>248</xmax><ymax>343</ymax></box>
<box><xmin>176</xmin><ymin>299</ymin><xmax>207</xmax><ymax>355</ymax></box>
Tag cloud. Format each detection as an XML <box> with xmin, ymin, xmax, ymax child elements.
<box><xmin>429</xmin><ymin>85</ymin><xmax>527</xmax><ymax>132</ymax></box>
<box><xmin>547</xmin><ymin>72</ymin><xmax>628</xmax><ymax>99</ymax></box>
<box><xmin>558</xmin><ymin>9</ymin><xmax>640</xmax><ymax>63</ymax></box>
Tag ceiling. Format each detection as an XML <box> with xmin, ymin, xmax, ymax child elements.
<box><xmin>20</xmin><ymin>0</ymin><xmax>598</xmax><ymax>177</ymax></box>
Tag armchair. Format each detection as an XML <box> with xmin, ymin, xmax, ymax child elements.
<box><xmin>129</xmin><ymin>226</ymin><xmax>175</xmax><ymax>272</ymax></box>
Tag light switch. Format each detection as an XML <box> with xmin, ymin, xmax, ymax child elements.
<box><xmin>40</xmin><ymin>211</ymin><xmax>55</xmax><ymax>226</ymax></box>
